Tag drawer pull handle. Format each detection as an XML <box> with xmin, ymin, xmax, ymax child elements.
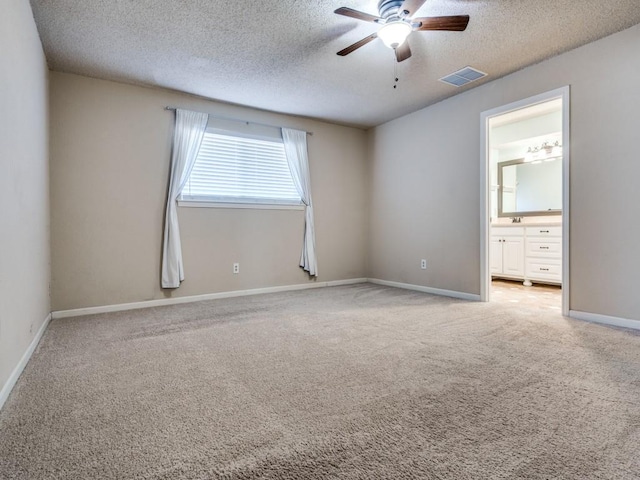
<box><xmin>540</xmin><ymin>230</ymin><xmax>549</xmax><ymax>233</ymax></box>
<box><xmin>539</xmin><ymin>246</ymin><xmax>549</xmax><ymax>250</ymax></box>
<box><xmin>540</xmin><ymin>268</ymin><xmax>549</xmax><ymax>271</ymax></box>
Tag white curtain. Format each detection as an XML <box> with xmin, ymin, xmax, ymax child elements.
<box><xmin>161</xmin><ymin>109</ymin><xmax>209</xmax><ymax>288</ymax></box>
<box><xmin>282</xmin><ymin>128</ymin><xmax>318</xmax><ymax>276</ymax></box>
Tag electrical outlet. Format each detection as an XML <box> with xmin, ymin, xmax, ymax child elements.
<box><xmin>421</xmin><ymin>259</ymin><xmax>427</xmax><ymax>270</ymax></box>
<box><xmin>233</xmin><ymin>263</ymin><xmax>240</xmax><ymax>274</ymax></box>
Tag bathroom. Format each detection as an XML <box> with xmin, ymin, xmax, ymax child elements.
<box><xmin>488</xmin><ymin>98</ymin><xmax>564</xmax><ymax>310</ymax></box>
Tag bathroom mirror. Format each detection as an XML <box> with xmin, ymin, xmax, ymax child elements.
<box><xmin>498</xmin><ymin>157</ymin><xmax>562</xmax><ymax>217</ymax></box>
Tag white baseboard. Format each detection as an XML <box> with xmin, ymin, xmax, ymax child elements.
<box><xmin>0</xmin><ymin>313</ymin><xmax>52</xmax><ymax>411</ymax></box>
<box><xmin>367</xmin><ymin>278</ymin><xmax>481</xmax><ymax>302</ymax></box>
<box><xmin>51</xmin><ymin>278</ymin><xmax>369</xmax><ymax>319</ymax></box>
<box><xmin>569</xmin><ymin>310</ymin><xmax>640</xmax><ymax>331</ymax></box>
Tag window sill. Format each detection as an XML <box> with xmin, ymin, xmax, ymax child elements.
<box><xmin>178</xmin><ymin>200</ymin><xmax>305</xmax><ymax>211</ymax></box>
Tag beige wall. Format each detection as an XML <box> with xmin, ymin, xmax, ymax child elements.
<box><xmin>369</xmin><ymin>23</ymin><xmax>640</xmax><ymax>320</ymax></box>
<box><xmin>0</xmin><ymin>2</ymin><xmax>50</xmax><ymax>394</ymax></box>
<box><xmin>50</xmin><ymin>73</ymin><xmax>369</xmax><ymax>310</ymax></box>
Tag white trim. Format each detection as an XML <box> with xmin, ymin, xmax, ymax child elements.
<box><xmin>480</xmin><ymin>86</ymin><xmax>570</xmax><ymax>316</ymax></box>
<box><xmin>480</xmin><ymin>105</ymin><xmax>490</xmax><ymax>303</ymax></box>
<box><xmin>51</xmin><ymin>278</ymin><xmax>481</xmax><ymax>320</ymax></box>
<box><xmin>560</xmin><ymin>87</ymin><xmax>571</xmax><ymax>317</ymax></box>
<box><xmin>177</xmin><ymin>200</ymin><xmax>305</xmax><ymax>210</ymax></box>
<box><xmin>0</xmin><ymin>314</ymin><xmax>52</xmax><ymax>411</ymax></box>
<box><xmin>570</xmin><ymin>310</ymin><xmax>640</xmax><ymax>331</ymax></box>
<box><xmin>51</xmin><ymin>278</ymin><xmax>368</xmax><ymax>319</ymax></box>
<box><xmin>367</xmin><ymin>278</ymin><xmax>481</xmax><ymax>302</ymax></box>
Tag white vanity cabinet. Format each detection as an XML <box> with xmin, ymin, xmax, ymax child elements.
<box><xmin>490</xmin><ymin>227</ymin><xmax>525</xmax><ymax>278</ymax></box>
<box><xmin>524</xmin><ymin>226</ymin><xmax>562</xmax><ymax>285</ymax></box>
<box><xmin>491</xmin><ymin>224</ymin><xmax>562</xmax><ymax>285</ymax></box>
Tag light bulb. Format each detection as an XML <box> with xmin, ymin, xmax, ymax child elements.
<box><xmin>378</xmin><ymin>21</ymin><xmax>412</xmax><ymax>49</ymax></box>
<box><xmin>524</xmin><ymin>148</ymin><xmax>534</xmax><ymax>162</ymax></box>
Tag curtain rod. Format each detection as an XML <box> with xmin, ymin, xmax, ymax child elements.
<box><xmin>164</xmin><ymin>107</ymin><xmax>313</xmax><ymax>136</ymax></box>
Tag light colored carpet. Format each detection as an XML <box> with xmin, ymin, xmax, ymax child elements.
<box><xmin>1</xmin><ymin>283</ymin><xmax>640</xmax><ymax>479</ymax></box>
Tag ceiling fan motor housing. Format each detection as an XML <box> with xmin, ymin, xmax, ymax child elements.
<box><xmin>335</xmin><ymin>1</ymin><xmax>469</xmax><ymax>61</ymax></box>
<box><xmin>377</xmin><ymin>0</ymin><xmax>405</xmax><ymax>20</ymax></box>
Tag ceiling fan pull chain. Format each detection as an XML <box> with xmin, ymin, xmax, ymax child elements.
<box><xmin>393</xmin><ymin>55</ymin><xmax>399</xmax><ymax>89</ymax></box>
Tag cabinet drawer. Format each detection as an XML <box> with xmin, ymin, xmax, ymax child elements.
<box><xmin>492</xmin><ymin>226</ymin><xmax>524</xmax><ymax>236</ymax></box>
<box><xmin>526</xmin><ymin>226</ymin><xmax>562</xmax><ymax>237</ymax></box>
<box><xmin>526</xmin><ymin>258</ymin><xmax>562</xmax><ymax>281</ymax></box>
<box><xmin>526</xmin><ymin>238</ymin><xmax>561</xmax><ymax>258</ymax></box>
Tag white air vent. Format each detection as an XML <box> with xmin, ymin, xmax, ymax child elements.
<box><xmin>439</xmin><ymin>66</ymin><xmax>487</xmax><ymax>87</ymax></box>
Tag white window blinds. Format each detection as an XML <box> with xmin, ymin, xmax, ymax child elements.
<box><xmin>180</xmin><ymin>131</ymin><xmax>302</xmax><ymax>205</ymax></box>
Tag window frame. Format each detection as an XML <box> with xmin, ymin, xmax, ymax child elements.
<box><xmin>178</xmin><ymin>127</ymin><xmax>303</xmax><ymax>210</ymax></box>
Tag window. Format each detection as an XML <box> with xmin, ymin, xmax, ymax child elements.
<box><xmin>180</xmin><ymin>130</ymin><xmax>302</xmax><ymax>207</ymax></box>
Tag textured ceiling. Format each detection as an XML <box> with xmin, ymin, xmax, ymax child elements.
<box><xmin>30</xmin><ymin>0</ymin><xmax>640</xmax><ymax>128</ymax></box>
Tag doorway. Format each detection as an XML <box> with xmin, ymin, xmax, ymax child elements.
<box><xmin>480</xmin><ymin>87</ymin><xmax>570</xmax><ymax>315</ymax></box>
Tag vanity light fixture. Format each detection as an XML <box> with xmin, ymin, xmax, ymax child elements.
<box><xmin>524</xmin><ymin>141</ymin><xmax>562</xmax><ymax>162</ymax></box>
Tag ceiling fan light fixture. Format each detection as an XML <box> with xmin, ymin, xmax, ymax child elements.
<box><xmin>378</xmin><ymin>21</ymin><xmax>412</xmax><ymax>49</ymax></box>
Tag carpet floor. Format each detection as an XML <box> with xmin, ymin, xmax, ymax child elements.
<box><xmin>1</xmin><ymin>283</ymin><xmax>640</xmax><ymax>479</ymax></box>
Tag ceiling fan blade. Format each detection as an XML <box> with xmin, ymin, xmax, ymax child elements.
<box><xmin>414</xmin><ymin>15</ymin><xmax>470</xmax><ymax>31</ymax></box>
<box><xmin>334</xmin><ymin>7</ymin><xmax>382</xmax><ymax>23</ymax></box>
<box><xmin>395</xmin><ymin>42</ymin><xmax>412</xmax><ymax>62</ymax></box>
<box><xmin>337</xmin><ymin>33</ymin><xmax>378</xmax><ymax>56</ymax></box>
<box><xmin>399</xmin><ymin>0</ymin><xmax>427</xmax><ymax>17</ymax></box>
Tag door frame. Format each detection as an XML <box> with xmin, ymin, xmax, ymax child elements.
<box><xmin>480</xmin><ymin>86</ymin><xmax>570</xmax><ymax>316</ymax></box>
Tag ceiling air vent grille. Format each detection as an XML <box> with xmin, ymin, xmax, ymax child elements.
<box><xmin>439</xmin><ymin>66</ymin><xmax>487</xmax><ymax>87</ymax></box>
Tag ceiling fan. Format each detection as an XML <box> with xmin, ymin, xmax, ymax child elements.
<box><xmin>335</xmin><ymin>0</ymin><xmax>469</xmax><ymax>62</ymax></box>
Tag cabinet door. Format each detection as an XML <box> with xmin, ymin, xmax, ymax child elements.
<box><xmin>502</xmin><ymin>237</ymin><xmax>524</xmax><ymax>276</ymax></box>
<box><xmin>490</xmin><ymin>237</ymin><xmax>503</xmax><ymax>274</ymax></box>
